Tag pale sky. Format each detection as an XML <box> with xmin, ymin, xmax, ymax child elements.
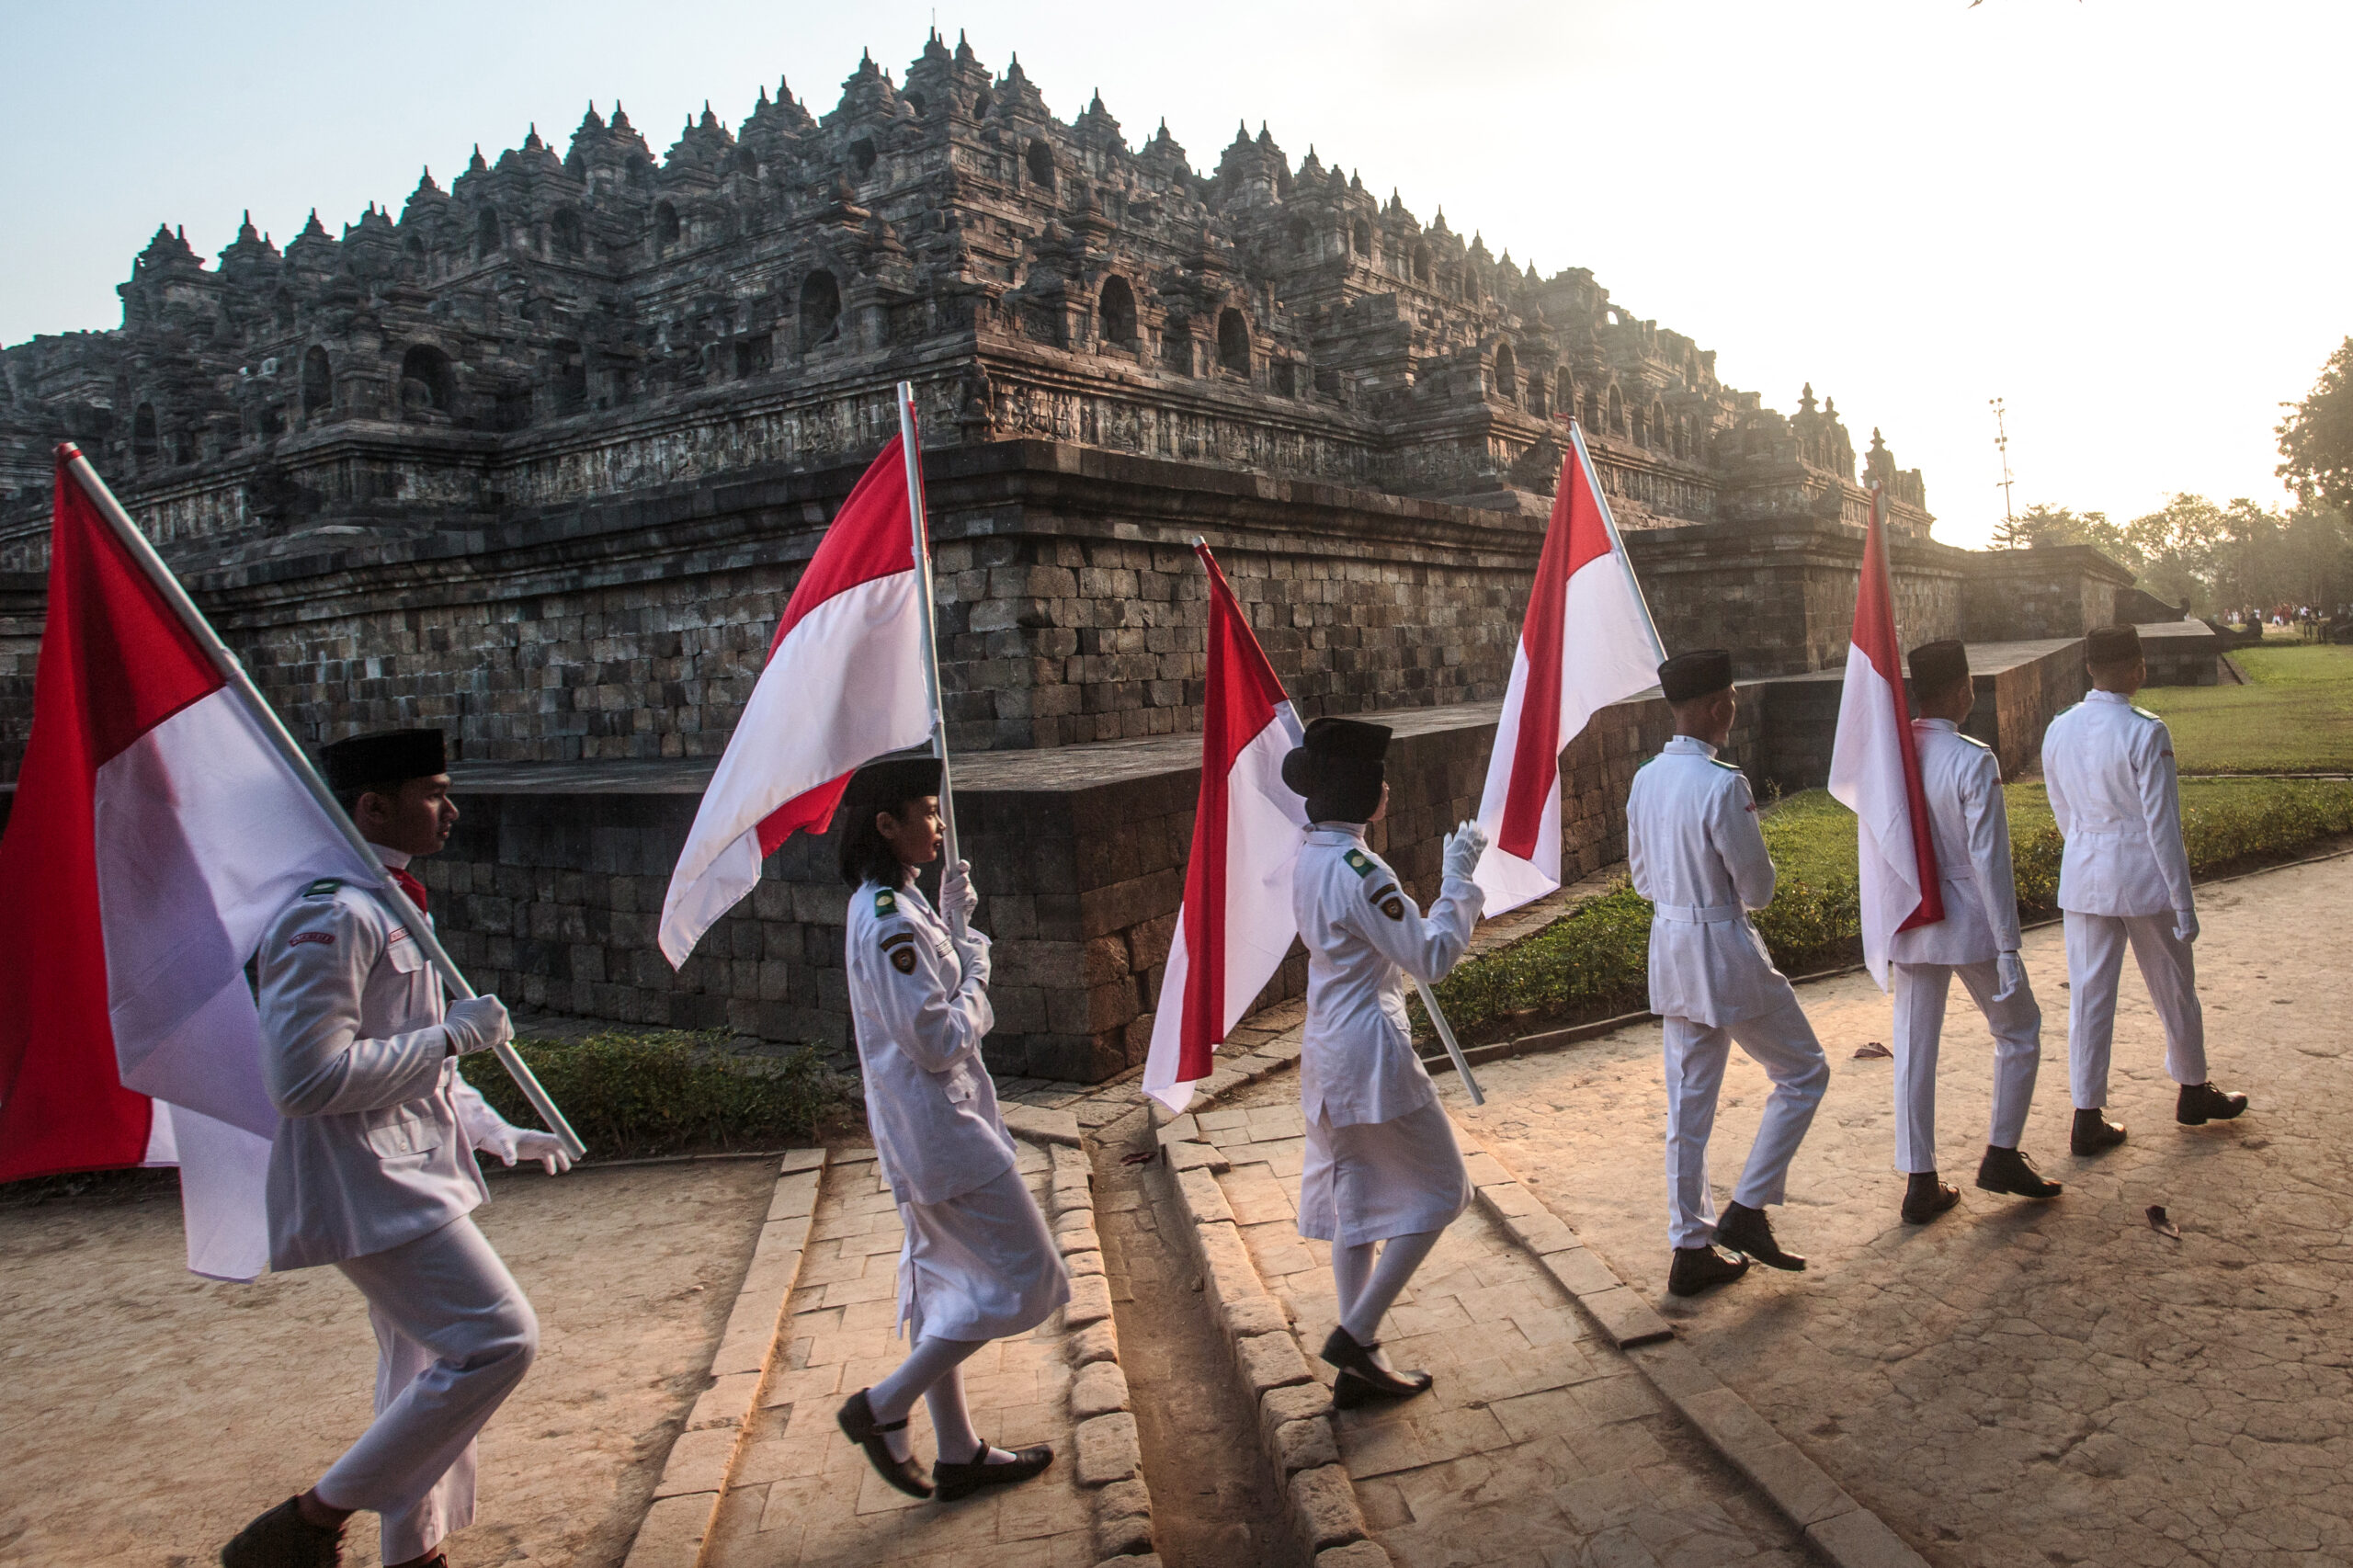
<box><xmin>4</xmin><ymin>1</ymin><xmax>2343</xmax><ymax>548</ymax></box>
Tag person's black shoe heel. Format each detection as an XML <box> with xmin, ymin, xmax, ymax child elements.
<box><xmin>837</xmin><ymin>1388</ymin><xmax>933</xmax><ymax>1499</ymax></box>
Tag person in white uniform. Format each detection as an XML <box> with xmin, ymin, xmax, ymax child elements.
<box><xmin>1281</xmin><ymin>718</ymin><xmax>1489</xmax><ymax>1407</ymax></box>
<box><xmin>1884</xmin><ymin>641</ymin><xmax>2064</xmax><ymax>1224</ymax></box>
<box><xmin>222</xmin><ymin>729</ymin><xmax>570</xmax><ymax>1568</ymax></box>
<box><xmin>2041</xmin><ymin>624</ymin><xmax>2247</xmax><ymax>1154</ymax></box>
<box><xmin>1626</xmin><ymin>650</ymin><xmax>1828</xmax><ymax>1298</ymax></box>
<box><xmin>832</xmin><ymin>757</ymin><xmax>1067</xmax><ymax>1502</ymax></box>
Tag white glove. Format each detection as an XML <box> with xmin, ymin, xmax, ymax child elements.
<box><xmin>443</xmin><ymin>994</ymin><xmax>513</xmax><ymax>1056</ymax></box>
<box><xmin>1443</xmin><ymin>819</ymin><xmax>1490</xmax><ymax>881</ymax></box>
<box><xmin>475</xmin><ymin>1118</ymin><xmax>574</xmax><ymax>1176</ymax></box>
<box><xmin>1994</xmin><ymin>950</ymin><xmax>2029</xmax><ymax>1004</ymax></box>
<box><xmin>939</xmin><ymin>858</ymin><xmax>981</xmax><ymax>923</ymax></box>
<box><xmin>2173</xmin><ymin>908</ymin><xmax>2200</xmax><ymax>944</ymax></box>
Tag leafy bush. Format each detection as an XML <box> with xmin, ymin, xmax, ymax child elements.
<box><xmin>460</xmin><ymin>1031</ymin><xmax>854</xmax><ymax>1160</ymax></box>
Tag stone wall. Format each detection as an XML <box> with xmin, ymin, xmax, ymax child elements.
<box><xmin>1961</xmin><ymin>545</ymin><xmax>2135</xmax><ymax>642</ymax></box>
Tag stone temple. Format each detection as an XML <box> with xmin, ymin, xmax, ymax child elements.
<box><xmin>0</xmin><ymin>37</ymin><xmax>2190</xmax><ymax>1081</ymax></box>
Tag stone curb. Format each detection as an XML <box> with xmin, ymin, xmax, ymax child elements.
<box><xmin>1043</xmin><ymin>1142</ymin><xmax>1163</xmax><ymax>1563</ymax></box>
<box><xmin>618</xmin><ymin>1147</ymin><xmax>828</xmax><ymax>1568</ymax></box>
<box><xmin>1454</xmin><ymin>1125</ymin><xmax>1931</xmax><ymax>1568</ymax></box>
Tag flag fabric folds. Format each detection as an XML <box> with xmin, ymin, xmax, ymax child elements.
<box><xmin>1828</xmin><ymin>488</ymin><xmax>1944</xmax><ymax>989</ymax></box>
<box><xmin>0</xmin><ymin>450</ymin><xmax>378</xmax><ymax>1279</ymax></box>
<box><xmin>1472</xmin><ymin>432</ymin><xmax>1665</xmax><ymax>915</ymax></box>
<box><xmin>1142</xmin><ymin>547</ymin><xmax>1307</xmax><ymax>1113</ymax></box>
<box><xmin>659</xmin><ymin>436</ymin><xmax>935</xmax><ymax>966</ymax></box>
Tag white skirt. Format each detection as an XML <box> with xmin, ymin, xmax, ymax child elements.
<box><xmin>1297</xmin><ymin>1096</ymin><xmax>1472</xmax><ymax>1246</ymax></box>
<box><xmin>895</xmin><ymin>1163</ymin><xmax>1071</xmax><ymax>1343</ymax></box>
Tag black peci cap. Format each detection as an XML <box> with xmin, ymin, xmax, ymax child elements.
<box><xmin>1657</xmin><ymin>649</ymin><xmax>1734</xmax><ymax>704</ymax></box>
<box><xmin>1282</xmin><ymin>717</ymin><xmax>1392</xmax><ymax>824</ymax></box>
<box><xmin>843</xmin><ymin>755</ymin><xmax>943</xmax><ymax>822</ymax></box>
<box><xmin>321</xmin><ymin>729</ymin><xmax>447</xmax><ymax>792</ymax></box>
<box><xmin>2086</xmin><ymin>623</ymin><xmax>2143</xmax><ymax>665</ymax></box>
<box><xmin>1908</xmin><ymin>639</ymin><xmax>1970</xmax><ymax>690</ymax></box>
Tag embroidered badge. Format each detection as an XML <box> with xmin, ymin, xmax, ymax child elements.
<box><xmin>288</xmin><ymin>931</ymin><xmax>335</xmax><ymax>948</ymax></box>
<box><xmin>388</xmin><ymin>926</ymin><xmax>413</xmax><ymax>946</ymax></box>
<box><xmin>874</xmin><ymin>887</ymin><xmax>899</xmax><ymax>915</ymax></box>
<box><xmin>892</xmin><ymin>947</ymin><xmax>917</xmax><ymax>973</ymax></box>
<box><xmin>1342</xmin><ymin>848</ymin><xmax>1377</xmax><ymax>879</ymax></box>
<box><xmin>302</xmin><ymin>877</ymin><xmax>341</xmax><ymax>898</ymax></box>
<box><xmin>1369</xmin><ymin>881</ymin><xmax>1406</xmax><ymax>921</ymax></box>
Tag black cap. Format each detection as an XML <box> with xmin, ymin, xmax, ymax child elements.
<box><xmin>1658</xmin><ymin>650</ymin><xmax>1733</xmax><ymax>704</ymax></box>
<box><xmin>1282</xmin><ymin>717</ymin><xmax>1391</xmax><ymax>824</ymax></box>
<box><xmin>843</xmin><ymin>755</ymin><xmax>942</xmax><ymax>823</ymax></box>
<box><xmin>1908</xmin><ymin>639</ymin><xmax>1970</xmax><ymax>690</ymax></box>
<box><xmin>321</xmin><ymin>729</ymin><xmax>446</xmax><ymax>792</ymax></box>
<box><xmin>2086</xmin><ymin>623</ymin><xmax>2143</xmax><ymax>665</ymax></box>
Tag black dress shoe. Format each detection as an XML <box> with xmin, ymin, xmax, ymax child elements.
<box><xmin>2177</xmin><ymin>1082</ymin><xmax>2249</xmax><ymax>1125</ymax></box>
<box><xmin>837</xmin><ymin>1388</ymin><xmax>933</xmax><ymax>1499</ymax></box>
<box><xmin>1320</xmin><ymin>1325</ymin><xmax>1433</xmax><ymax>1402</ymax></box>
<box><xmin>932</xmin><ymin>1439</ymin><xmax>1054</xmax><ymax>1502</ymax></box>
<box><xmin>221</xmin><ymin>1496</ymin><xmax>343</xmax><ymax>1568</ymax></box>
<box><xmin>1666</xmin><ymin>1244</ymin><xmax>1750</xmax><ymax>1298</ymax></box>
<box><xmin>1900</xmin><ymin>1172</ymin><xmax>1961</xmax><ymax>1225</ymax></box>
<box><xmin>1977</xmin><ymin>1145</ymin><xmax>2063</xmax><ymax>1199</ymax></box>
<box><xmin>2071</xmin><ymin>1108</ymin><xmax>2128</xmax><ymax>1155</ymax></box>
<box><xmin>1715</xmin><ymin>1201</ymin><xmax>1805</xmax><ymax>1270</ymax></box>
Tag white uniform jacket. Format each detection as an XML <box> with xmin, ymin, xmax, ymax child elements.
<box><xmin>1889</xmin><ymin>719</ymin><xmax>2024</xmax><ymax>967</ymax></box>
<box><xmin>255</xmin><ymin>875</ymin><xmax>517</xmax><ymax>1271</ymax></box>
<box><xmin>2040</xmin><ymin>691</ymin><xmax>2196</xmax><ymax>918</ymax></box>
<box><xmin>1293</xmin><ymin>825</ymin><xmax>1483</xmax><ymax>1130</ymax></box>
<box><xmin>845</xmin><ymin>880</ymin><xmax>1018</xmax><ymax>1208</ymax></box>
<box><xmin>1626</xmin><ymin>737</ymin><xmax>1784</xmax><ymax>1028</ymax></box>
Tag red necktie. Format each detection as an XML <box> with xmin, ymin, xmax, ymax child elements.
<box><xmin>388</xmin><ymin>865</ymin><xmax>428</xmax><ymax>915</ymax></box>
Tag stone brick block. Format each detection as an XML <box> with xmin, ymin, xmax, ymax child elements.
<box><xmin>1071</xmin><ymin>1359</ymin><xmax>1132</xmax><ymax>1419</ymax></box>
<box><xmin>1064</xmin><ymin>1272</ymin><xmax>1115</xmax><ymax>1329</ymax></box>
<box><xmin>1074</xmin><ymin>1412</ymin><xmax>1142</xmax><ymax>1486</ymax></box>
<box><xmin>1804</xmin><ymin>1507</ymin><xmax>1934</xmax><ymax>1568</ymax></box>
<box><xmin>1315</xmin><ymin>1542</ymin><xmax>1393</xmax><ymax>1568</ymax></box>
<box><xmin>1273</xmin><ymin>1416</ymin><xmax>1340</xmax><ymax>1474</ymax></box>
<box><xmin>1287</xmin><ymin>1464</ymin><xmax>1367</xmax><ymax>1551</ymax></box>
<box><xmin>1235</xmin><ymin>1331</ymin><xmax>1314</xmax><ymax>1395</ymax></box>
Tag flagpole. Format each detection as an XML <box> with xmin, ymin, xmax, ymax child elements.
<box><xmin>1567</xmin><ymin>419</ymin><xmax>1666</xmax><ymax>663</ymax></box>
<box><xmin>55</xmin><ymin>445</ymin><xmax>585</xmax><ymax>1162</ymax></box>
<box><xmin>894</xmin><ymin>382</ymin><xmax>965</xmax><ymax>938</ymax></box>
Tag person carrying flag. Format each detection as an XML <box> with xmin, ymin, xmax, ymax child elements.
<box><xmin>832</xmin><ymin>756</ymin><xmax>1066</xmax><ymax>1502</ymax></box>
<box><xmin>222</xmin><ymin>728</ymin><xmax>569</xmax><ymax>1568</ymax></box>
<box><xmin>1283</xmin><ymin>718</ymin><xmax>1489</xmax><ymax>1407</ymax></box>
<box><xmin>1883</xmin><ymin>641</ymin><xmax>2063</xmax><ymax>1223</ymax></box>
<box><xmin>1626</xmin><ymin>651</ymin><xmax>1828</xmax><ymax>1299</ymax></box>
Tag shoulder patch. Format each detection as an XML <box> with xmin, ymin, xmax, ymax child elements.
<box><xmin>873</xmin><ymin>887</ymin><xmax>898</xmax><ymax>916</ymax></box>
<box><xmin>1706</xmin><ymin>756</ymin><xmax>1741</xmax><ymax>771</ymax></box>
<box><xmin>303</xmin><ymin>878</ymin><xmax>342</xmax><ymax>898</ymax></box>
<box><xmin>1341</xmin><ymin>847</ymin><xmax>1378</xmax><ymax>879</ymax></box>
<box><xmin>1366</xmin><ymin>880</ymin><xmax>1406</xmax><ymax>921</ymax></box>
<box><xmin>288</xmin><ymin>930</ymin><xmax>335</xmax><ymax>948</ymax></box>
<box><xmin>1958</xmin><ymin>732</ymin><xmax>1993</xmax><ymax>750</ymax></box>
<box><xmin>2131</xmin><ymin>705</ymin><xmax>2162</xmax><ymax>722</ymax></box>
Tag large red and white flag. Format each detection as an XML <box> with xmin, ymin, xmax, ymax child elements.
<box><xmin>660</xmin><ymin>436</ymin><xmax>934</xmax><ymax>965</ymax></box>
<box><xmin>1472</xmin><ymin>429</ymin><xmax>1665</xmax><ymax>915</ymax></box>
<box><xmin>1142</xmin><ymin>547</ymin><xmax>1306</xmax><ymax>1113</ymax></box>
<box><xmin>1828</xmin><ymin>488</ymin><xmax>1943</xmax><ymax>988</ymax></box>
<box><xmin>0</xmin><ymin>449</ymin><xmax>378</xmax><ymax>1279</ymax></box>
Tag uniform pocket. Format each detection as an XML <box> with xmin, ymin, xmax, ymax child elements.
<box><xmin>384</xmin><ymin>928</ymin><xmax>426</xmax><ymax>974</ymax></box>
<box><xmin>362</xmin><ymin>1107</ymin><xmax>442</xmax><ymax>1158</ymax></box>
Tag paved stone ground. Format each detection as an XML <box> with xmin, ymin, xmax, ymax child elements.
<box><xmin>1197</xmin><ymin>1093</ymin><xmax>1810</xmax><ymax>1568</ymax></box>
<box><xmin>0</xmin><ymin>1157</ymin><xmax>777</xmax><ymax>1568</ymax></box>
<box><xmin>1458</xmin><ymin>853</ymin><xmax>2353</xmax><ymax>1567</ymax></box>
<box><xmin>701</xmin><ymin>1145</ymin><xmax>1103</xmax><ymax>1568</ymax></box>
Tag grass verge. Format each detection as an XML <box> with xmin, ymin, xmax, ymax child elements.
<box><xmin>2139</xmin><ymin>643</ymin><xmax>2353</xmax><ymax>773</ymax></box>
<box><xmin>460</xmin><ymin>1032</ymin><xmax>856</xmax><ymax>1161</ymax></box>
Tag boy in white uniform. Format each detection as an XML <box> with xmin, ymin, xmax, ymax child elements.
<box><xmin>2040</xmin><ymin>624</ymin><xmax>2247</xmax><ymax>1153</ymax></box>
<box><xmin>222</xmin><ymin>729</ymin><xmax>569</xmax><ymax>1568</ymax></box>
<box><xmin>1884</xmin><ymin>641</ymin><xmax>2063</xmax><ymax>1223</ymax></box>
<box><xmin>1283</xmin><ymin>718</ymin><xmax>1488</xmax><ymax>1405</ymax></box>
<box><xmin>1626</xmin><ymin>651</ymin><xmax>1828</xmax><ymax>1298</ymax></box>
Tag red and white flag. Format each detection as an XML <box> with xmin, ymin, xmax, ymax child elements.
<box><xmin>1472</xmin><ymin>429</ymin><xmax>1665</xmax><ymax>915</ymax></box>
<box><xmin>0</xmin><ymin>449</ymin><xmax>378</xmax><ymax>1279</ymax></box>
<box><xmin>1142</xmin><ymin>547</ymin><xmax>1306</xmax><ymax>1113</ymax></box>
<box><xmin>660</xmin><ymin>436</ymin><xmax>934</xmax><ymax>965</ymax></box>
<box><xmin>1828</xmin><ymin>488</ymin><xmax>1943</xmax><ymax>988</ymax></box>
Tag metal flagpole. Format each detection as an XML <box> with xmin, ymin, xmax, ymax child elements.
<box><xmin>894</xmin><ymin>383</ymin><xmax>966</xmax><ymax>940</ymax></box>
<box><xmin>57</xmin><ymin>444</ymin><xmax>586</xmax><ymax>1161</ymax></box>
<box><xmin>1568</xmin><ymin>418</ymin><xmax>1667</xmax><ymax>665</ymax></box>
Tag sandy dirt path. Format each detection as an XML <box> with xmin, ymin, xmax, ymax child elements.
<box><xmin>0</xmin><ymin>1157</ymin><xmax>775</xmax><ymax>1568</ymax></box>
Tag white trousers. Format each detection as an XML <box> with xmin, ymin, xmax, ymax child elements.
<box><xmin>2063</xmin><ymin>911</ymin><xmax>2208</xmax><ymax>1108</ymax></box>
<box><xmin>1890</xmin><ymin>961</ymin><xmax>2041</xmax><ymax>1173</ymax></box>
<box><xmin>317</xmin><ymin>1216</ymin><xmax>539</xmax><ymax>1563</ymax></box>
<box><xmin>1661</xmin><ymin>993</ymin><xmax>1830</xmax><ymax>1250</ymax></box>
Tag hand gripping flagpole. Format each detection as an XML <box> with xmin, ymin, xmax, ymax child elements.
<box><xmin>56</xmin><ymin>445</ymin><xmax>585</xmax><ymax>1162</ymax></box>
<box><xmin>895</xmin><ymin>382</ymin><xmax>966</xmax><ymax>942</ymax></box>
<box><xmin>1187</xmin><ymin>537</ymin><xmax>1483</xmax><ymax>1105</ymax></box>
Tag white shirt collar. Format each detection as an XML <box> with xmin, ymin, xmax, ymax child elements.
<box><xmin>1307</xmin><ymin>821</ymin><xmax>1370</xmax><ymax>841</ymax></box>
<box><xmin>1663</xmin><ymin>734</ymin><xmax>1720</xmax><ymax>758</ymax></box>
<box><xmin>1914</xmin><ymin>717</ymin><xmax>1960</xmax><ymax>733</ymax></box>
<box><xmin>2086</xmin><ymin>688</ymin><xmax>2131</xmax><ymax>706</ymax></box>
<box><xmin>372</xmin><ymin>843</ymin><xmax>413</xmax><ymax>869</ymax></box>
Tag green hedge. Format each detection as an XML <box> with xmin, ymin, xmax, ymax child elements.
<box><xmin>460</xmin><ymin>1032</ymin><xmax>854</xmax><ymax>1161</ymax></box>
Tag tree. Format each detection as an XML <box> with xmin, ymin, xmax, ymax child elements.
<box><xmin>2279</xmin><ymin>336</ymin><xmax>2353</xmax><ymax>514</ymax></box>
<box><xmin>1994</xmin><ymin>503</ymin><xmax>2140</xmax><ymax>566</ymax></box>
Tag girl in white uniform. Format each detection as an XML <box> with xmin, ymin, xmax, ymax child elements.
<box><xmin>831</xmin><ymin>758</ymin><xmax>1068</xmax><ymax>1501</ymax></box>
<box><xmin>1282</xmin><ymin>719</ymin><xmax>1488</xmax><ymax>1406</ymax></box>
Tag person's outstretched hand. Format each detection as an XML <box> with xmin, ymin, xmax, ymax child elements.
<box><xmin>1443</xmin><ymin>820</ymin><xmax>1490</xmax><ymax>881</ymax></box>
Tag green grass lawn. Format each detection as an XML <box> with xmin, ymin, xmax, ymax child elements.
<box><xmin>2136</xmin><ymin>642</ymin><xmax>2353</xmax><ymax>773</ymax></box>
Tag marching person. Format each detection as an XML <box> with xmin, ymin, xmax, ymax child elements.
<box><xmin>1283</xmin><ymin>718</ymin><xmax>1488</xmax><ymax>1407</ymax></box>
<box><xmin>222</xmin><ymin>729</ymin><xmax>569</xmax><ymax>1568</ymax></box>
<box><xmin>1884</xmin><ymin>641</ymin><xmax>2063</xmax><ymax>1224</ymax></box>
<box><xmin>1626</xmin><ymin>651</ymin><xmax>1829</xmax><ymax>1298</ymax></box>
<box><xmin>833</xmin><ymin>756</ymin><xmax>1065</xmax><ymax>1502</ymax></box>
<box><xmin>2042</xmin><ymin>624</ymin><xmax>2247</xmax><ymax>1154</ymax></box>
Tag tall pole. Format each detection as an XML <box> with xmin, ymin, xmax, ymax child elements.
<box><xmin>57</xmin><ymin>445</ymin><xmax>586</xmax><ymax>1161</ymax></box>
<box><xmin>895</xmin><ymin>383</ymin><xmax>966</xmax><ymax>937</ymax></box>
<box><xmin>1989</xmin><ymin>397</ymin><xmax>2017</xmax><ymax>540</ymax></box>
